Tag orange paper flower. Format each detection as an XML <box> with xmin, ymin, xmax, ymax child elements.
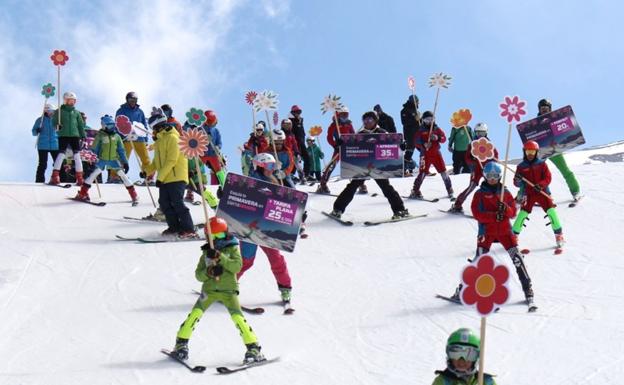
<box><xmin>471</xmin><ymin>137</ymin><xmax>495</xmax><ymax>163</ymax></box>
<box><xmin>180</xmin><ymin>128</ymin><xmax>209</xmax><ymax>158</ymax></box>
<box><xmin>461</xmin><ymin>254</ymin><xmax>510</xmax><ymax>316</ymax></box>
<box><xmin>50</xmin><ymin>50</ymin><xmax>69</xmax><ymax>66</ymax></box>
<box><xmin>450</xmin><ymin>108</ymin><xmax>473</xmax><ymax>128</ymax></box>
<box><xmin>309</xmin><ymin>125</ymin><xmax>323</xmax><ymax>136</ymax></box>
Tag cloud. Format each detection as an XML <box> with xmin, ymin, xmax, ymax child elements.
<box><xmin>260</xmin><ymin>0</ymin><xmax>291</xmax><ymax>19</ymax></box>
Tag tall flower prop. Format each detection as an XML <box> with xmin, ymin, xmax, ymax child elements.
<box><xmin>50</xmin><ymin>50</ymin><xmax>69</xmax><ymax>128</ymax></box>
<box><xmin>450</xmin><ymin>108</ymin><xmax>473</xmax><ymax>128</ymax></box>
<box><xmin>253</xmin><ymin>91</ymin><xmax>281</xmax><ymax>184</ymax></box>
<box><xmin>460</xmin><ymin>254</ymin><xmax>510</xmax><ymax>385</ymax></box>
<box><xmin>407</xmin><ymin>75</ymin><xmax>416</xmax><ymax>91</ymax></box>
<box><xmin>426</xmin><ymin>72</ymin><xmax>452</xmax><ymax>142</ymax></box>
<box><xmin>320</xmin><ymin>94</ymin><xmax>346</xmax><ymax>172</ymax></box>
<box><xmin>498</xmin><ymin>95</ymin><xmax>527</xmax><ymax>201</ymax></box>
<box><xmin>309</xmin><ymin>125</ymin><xmax>323</xmax><ymax>137</ymax></box>
<box><xmin>41</xmin><ymin>83</ymin><xmax>56</xmax><ymax>98</ymax></box>
<box><xmin>115</xmin><ymin>115</ymin><xmax>133</xmax><ymax>136</ymax></box>
<box><xmin>185</xmin><ymin>107</ymin><xmax>206</xmax><ymax>127</ymax></box>
<box><xmin>470</xmin><ymin>137</ymin><xmax>496</xmax><ymax>163</ymax></box>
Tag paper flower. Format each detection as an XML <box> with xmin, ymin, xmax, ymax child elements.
<box><xmin>41</xmin><ymin>83</ymin><xmax>56</xmax><ymax>98</ymax></box>
<box><xmin>499</xmin><ymin>95</ymin><xmax>527</xmax><ymax>123</ymax></box>
<box><xmin>273</xmin><ymin>111</ymin><xmax>279</xmax><ymax>126</ymax></box>
<box><xmin>253</xmin><ymin>90</ymin><xmax>279</xmax><ymax>112</ymax></box>
<box><xmin>450</xmin><ymin>108</ymin><xmax>473</xmax><ymax>128</ymax></box>
<box><xmin>428</xmin><ymin>72</ymin><xmax>452</xmax><ymax>88</ymax></box>
<box><xmin>50</xmin><ymin>50</ymin><xmax>69</xmax><ymax>66</ymax></box>
<box><xmin>470</xmin><ymin>137</ymin><xmax>496</xmax><ymax>163</ymax></box>
<box><xmin>179</xmin><ymin>128</ymin><xmax>209</xmax><ymax>159</ymax></box>
<box><xmin>309</xmin><ymin>125</ymin><xmax>323</xmax><ymax>136</ymax></box>
<box><xmin>245</xmin><ymin>91</ymin><xmax>258</xmax><ymax>106</ymax></box>
<box><xmin>461</xmin><ymin>255</ymin><xmax>510</xmax><ymax>316</ymax></box>
<box><xmin>80</xmin><ymin>149</ymin><xmax>98</xmax><ymax>164</ymax></box>
<box><xmin>115</xmin><ymin>115</ymin><xmax>132</xmax><ymax>136</ymax></box>
<box><xmin>407</xmin><ymin>75</ymin><xmax>416</xmax><ymax>90</ymax></box>
<box><xmin>185</xmin><ymin>108</ymin><xmax>206</xmax><ymax>126</ymax></box>
<box><xmin>320</xmin><ymin>94</ymin><xmax>344</xmax><ymax>114</ymax></box>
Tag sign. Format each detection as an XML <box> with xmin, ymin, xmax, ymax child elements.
<box><xmin>340</xmin><ymin>133</ymin><xmax>404</xmax><ymax>179</ymax></box>
<box><xmin>216</xmin><ymin>173</ymin><xmax>308</xmax><ymax>252</ymax></box>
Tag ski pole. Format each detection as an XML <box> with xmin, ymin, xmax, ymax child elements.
<box><xmin>130</xmin><ymin>140</ymin><xmax>156</xmax><ymax>208</ymax></box>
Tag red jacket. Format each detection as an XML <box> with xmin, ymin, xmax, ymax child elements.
<box><xmin>471</xmin><ymin>182</ymin><xmax>517</xmax><ymax>237</ymax></box>
<box><xmin>414</xmin><ymin>125</ymin><xmax>446</xmax><ymax>153</ymax></box>
<box><xmin>244</xmin><ymin>134</ymin><xmax>269</xmax><ymax>154</ymax></box>
<box><xmin>284</xmin><ymin>132</ymin><xmax>300</xmax><ymax>155</ymax></box>
<box><xmin>514</xmin><ymin>157</ymin><xmax>552</xmax><ymax>196</ymax></box>
<box><xmin>327</xmin><ymin>120</ymin><xmax>354</xmax><ymax>147</ymax></box>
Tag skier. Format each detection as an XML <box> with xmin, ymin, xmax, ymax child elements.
<box><xmin>448</xmin><ymin>123</ymin><xmax>498</xmax><ymax>213</ymax></box>
<box><xmin>512</xmin><ymin>140</ymin><xmax>564</xmax><ymax>248</ymax></box>
<box><xmin>281</xmin><ymin>119</ymin><xmax>304</xmax><ymax>183</ymax></box>
<box><xmin>408</xmin><ymin>111</ymin><xmax>454</xmax><ymax>200</ymax></box>
<box><xmin>373</xmin><ymin>104</ymin><xmax>397</xmax><ymax>133</ymax></box>
<box><xmin>141</xmin><ymin>109</ymin><xmax>197</xmax><ymax>238</ymax></box>
<box><xmin>400</xmin><ymin>95</ymin><xmax>421</xmax><ymax>176</ymax></box>
<box><xmin>306</xmin><ymin>137</ymin><xmax>324</xmax><ymax>182</ymax></box>
<box><xmin>239</xmin><ymin>153</ymin><xmax>294</xmax><ymax>304</ymax></box>
<box><xmin>171</xmin><ymin>217</ymin><xmax>265</xmax><ymax>364</ymax></box>
<box><xmin>75</xmin><ymin>115</ymin><xmax>138</xmax><ymax>204</ymax></box>
<box><xmin>328</xmin><ymin>111</ymin><xmax>409</xmax><ymax>220</ymax></box>
<box><xmin>450</xmin><ymin>162</ymin><xmax>534</xmax><ymax>305</ymax></box>
<box><xmin>448</xmin><ymin>123</ymin><xmax>473</xmax><ymax>174</ymax></box>
<box><xmin>32</xmin><ymin>103</ymin><xmax>59</xmax><ymax>183</ymax></box>
<box><xmin>161</xmin><ymin>104</ymin><xmax>182</xmax><ymax>133</ymax></box>
<box><xmin>269</xmin><ymin>129</ymin><xmax>296</xmax><ymax>188</ymax></box>
<box><xmin>316</xmin><ymin>107</ymin><xmax>355</xmax><ymax>194</ymax></box>
<box><xmin>288</xmin><ymin>105</ymin><xmax>311</xmax><ymax>181</ymax></box>
<box><xmin>199</xmin><ymin>110</ymin><xmax>226</xmax><ymax>187</ymax></box>
<box><xmin>432</xmin><ymin>328</ymin><xmax>497</xmax><ymax>385</ymax></box>
<box><xmin>113</xmin><ymin>92</ymin><xmax>150</xmax><ymax>184</ymax></box>
<box><xmin>49</xmin><ymin>92</ymin><xmax>86</xmax><ymax>185</ymax></box>
<box><xmin>242</xmin><ymin>122</ymin><xmax>270</xmax><ymax>176</ymax></box>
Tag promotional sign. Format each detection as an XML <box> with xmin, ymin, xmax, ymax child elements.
<box><xmin>340</xmin><ymin>133</ymin><xmax>404</xmax><ymax>179</ymax></box>
<box><xmin>516</xmin><ymin>105</ymin><xmax>585</xmax><ymax>158</ymax></box>
<box><xmin>216</xmin><ymin>173</ymin><xmax>308</xmax><ymax>252</ymax></box>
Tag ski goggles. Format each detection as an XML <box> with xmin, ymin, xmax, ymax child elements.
<box><xmin>524</xmin><ymin>149</ymin><xmax>538</xmax><ymax>156</ymax></box>
<box><xmin>423</xmin><ymin>117</ymin><xmax>434</xmax><ymax>125</ymax></box>
<box><xmin>213</xmin><ymin>232</ymin><xmax>226</xmax><ymax>239</ymax></box>
<box><xmin>485</xmin><ymin>171</ymin><xmax>502</xmax><ymax>180</ymax></box>
<box><xmin>447</xmin><ymin>344</ymin><xmax>479</xmax><ymax>361</ymax></box>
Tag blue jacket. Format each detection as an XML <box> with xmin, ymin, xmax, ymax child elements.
<box><xmin>200</xmin><ymin>124</ymin><xmax>222</xmax><ymax>156</ymax></box>
<box><xmin>32</xmin><ymin>115</ymin><xmax>59</xmax><ymax>151</ymax></box>
<box><xmin>115</xmin><ymin>103</ymin><xmax>149</xmax><ymax>142</ymax></box>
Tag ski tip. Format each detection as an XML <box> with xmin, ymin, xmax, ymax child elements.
<box><xmin>520</xmin><ymin>248</ymin><xmax>530</xmax><ymax>254</ymax></box>
<box><xmin>528</xmin><ymin>306</ymin><xmax>538</xmax><ymax>313</ymax></box>
<box><xmin>554</xmin><ymin>248</ymin><xmax>563</xmax><ymax>255</ymax></box>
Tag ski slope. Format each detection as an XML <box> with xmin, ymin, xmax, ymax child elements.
<box><xmin>1</xmin><ymin>142</ymin><xmax>623</xmax><ymax>385</ymax></box>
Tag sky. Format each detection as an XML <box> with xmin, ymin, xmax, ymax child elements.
<box><xmin>1</xmin><ymin>0</ymin><xmax>622</xmax><ymax>182</ymax></box>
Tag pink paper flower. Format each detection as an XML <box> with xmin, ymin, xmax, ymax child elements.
<box><xmin>461</xmin><ymin>255</ymin><xmax>510</xmax><ymax>316</ymax></box>
<box><xmin>407</xmin><ymin>76</ymin><xmax>415</xmax><ymax>90</ymax></box>
<box><xmin>50</xmin><ymin>50</ymin><xmax>69</xmax><ymax>66</ymax></box>
<box><xmin>179</xmin><ymin>128</ymin><xmax>209</xmax><ymax>158</ymax></box>
<box><xmin>470</xmin><ymin>137</ymin><xmax>496</xmax><ymax>163</ymax></box>
<box><xmin>499</xmin><ymin>95</ymin><xmax>527</xmax><ymax>123</ymax></box>
<box><xmin>273</xmin><ymin>111</ymin><xmax>279</xmax><ymax>126</ymax></box>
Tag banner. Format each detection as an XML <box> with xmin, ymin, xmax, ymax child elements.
<box><xmin>516</xmin><ymin>105</ymin><xmax>585</xmax><ymax>158</ymax></box>
<box><xmin>216</xmin><ymin>173</ymin><xmax>308</xmax><ymax>252</ymax></box>
<box><xmin>340</xmin><ymin>133</ymin><xmax>404</xmax><ymax>179</ymax></box>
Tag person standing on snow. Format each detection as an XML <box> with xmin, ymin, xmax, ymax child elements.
<box><xmin>32</xmin><ymin>103</ymin><xmax>59</xmax><ymax>183</ymax></box>
<box><xmin>288</xmin><ymin>105</ymin><xmax>311</xmax><ymax>181</ymax></box>
<box><xmin>306</xmin><ymin>137</ymin><xmax>324</xmax><ymax>182</ymax></box>
<box><xmin>373</xmin><ymin>104</ymin><xmax>397</xmax><ymax>133</ymax></box>
<box><xmin>400</xmin><ymin>95</ymin><xmax>421</xmax><ymax>176</ymax></box>
<box><xmin>49</xmin><ymin>92</ymin><xmax>86</xmax><ymax>185</ymax></box>
<box><xmin>199</xmin><ymin>110</ymin><xmax>226</xmax><ymax>187</ymax></box>
<box><xmin>447</xmin><ymin>123</ymin><xmax>473</xmax><ymax>174</ymax></box>
<box><xmin>112</xmin><ymin>92</ymin><xmax>150</xmax><ymax>184</ymax></box>
<box><xmin>316</xmin><ymin>107</ymin><xmax>355</xmax><ymax>194</ymax></box>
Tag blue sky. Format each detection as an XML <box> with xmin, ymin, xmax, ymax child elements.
<box><xmin>1</xmin><ymin>0</ymin><xmax>621</xmax><ymax>181</ymax></box>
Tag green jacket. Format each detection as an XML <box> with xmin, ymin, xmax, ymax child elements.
<box><xmin>307</xmin><ymin>143</ymin><xmax>324</xmax><ymax>172</ymax></box>
<box><xmin>92</xmin><ymin>131</ymin><xmax>128</xmax><ymax>163</ymax></box>
<box><xmin>432</xmin><ymin>369</ymin><xmax>496</xmax><ymax>385</ymax></box>
<box><xmin>188</xmin><ymin>157</ymin><xmax>208</xmax><ymax>187</ymax></box>
<box><xmin>145</xmin><ymin>127</ymin><xmax>188</xmax><ymax>184</ymax></box>
<box><xmin>448</xmin><ymin>126</ymin><xmax>473</xmax><ymax>151</ymax></box>
<box><xmin>52</xmin><ymin>104</ymin><xmax>85</xmax><ymax>138</ymax></box>
<box><xmin>195</xmin><ymin>236</ymin><xmax>242</xmax><ymax>293</ymax></box>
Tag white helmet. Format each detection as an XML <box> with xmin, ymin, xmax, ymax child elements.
<box><xmin>44</xmin><ymin>103</ymin><xmax>56</xmax><ymax>112</ymax></box>
<box><xmin>63</xmin><ymin>91</ymin><xmax>77</xmax><ymax>100</ymax></box>
<box><xmin>272</xmin><ymin>129</ymin><xmax>286</xmax><ymax>141</ymax></box>
<box><xmin>474</xmin><ymin>122</ymin><xmax>488</xmax><ymax>135</ymax></box>
<box><xmin>252</xmin><ymin>153</ymin><xmax>276</xmax><ymax>170</ymax></box>
<box><xmin>337</xmin><ymin>106</ymin><xmax>349</xmax><ymax>114</ymax></box>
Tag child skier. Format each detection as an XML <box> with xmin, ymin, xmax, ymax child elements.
<box><xmin>270</xmin><ymin>129</ymin><xmax>296</xmax><ymax>188</ymax></box>
<box><xmin>329</xmin><ymin>111</ymin><xmax>409</xmax><ymax>220</ymax></box>
<box><xmin>432</xmin><ymin>328</ymin><xmax>497</xmax><ymax>385</ymax></box>
<box><xmin>75</xmin><ymin>115</ymin><xmax>138</xmax><ymax>204</ymax></box>
<box><xmin>171</xmin><ymin>217</ymin><xmax>265</xmax><ymax>364</ymax></box>
<box><xmin>448</xmin><ymin>123</ymin><xmax>498</xmax><ymax>213</ymax></box>
<box><xmin>448</xmin><ymin>123</ymin><xmax>473</xmax><ymax>174</ymax></box>
<box><xmin>199</xmin><ymin>110</ymin><xmax>226</xmax><ymax>187</ymax></box>
<box><xmin>512</xmin><ymin>140</ymin><xmax>564</xmax><ymax>248</ymax></box>
<box><xmin>316</xmin><ymin>107</ymin><xmax>354</xmax><ymax>194</ymax></box>
<box><xmin>306</xmin><ymin>137</ymin><xmax>324</xmax><ymax>182</ymax></box>
<box><xmin>408</xmin><ymin>111</ymin><xmax>454</xmax><ymax>200</ymax></box>
<box><xmin>49</xmin><ymin>92</ymin><xmax>86</xmax><ymax>185</ymax></box>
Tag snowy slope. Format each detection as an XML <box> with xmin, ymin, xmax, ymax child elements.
<box><xmin>1</xmin><ymin>143</ymin><xmax>623</xmax><ymax>385</ymax></box>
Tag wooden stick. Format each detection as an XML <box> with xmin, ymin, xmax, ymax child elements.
<box><xmin>57</xmin><ymin>66</ymin><xmax>61</xmax><ymax>130</ymax></box>
<box><xmin>265</xmin><ymin>110</ymin><xmax>283</xmax><ymax>186</ymax></box>
<box><xmin>316</xmin><ymin>136</ymin><xmax>327</xmax><ymax>168</ymax></box>
<box><xmin>427</xmin><ymin>87</ymin><xmax>441</xmax><ymax>143</ymax></box>
<box><xmin>130</xmin><ymin>140</ymin><xmax>156</xmax><ymax>208</ymax></box>
<box><xmin>496</xmin><ymin>160</ymin><xmax>554</xmax><ymax>201</ymax></box>
<box><xmin>478</xmin><ymin>317</ymin><xmax>486</xmax><ymax>385</ymax></box>
<box><xmin>499</xmin><ymin>123</ymin><xmax>513</xmax><ymax>202</ymax></box>
<box><xmin>94</xmin><ymin>178</ymin><xmax>102</xmax><ymax>198</ymax></box>
<box><xmin>194</xmin><ymin>156</ymin><xmax>213</xmax><ymax>246</ymax></box>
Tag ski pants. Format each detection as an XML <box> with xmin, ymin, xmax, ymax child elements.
<box><xmin>53</xmin><ymin>137</ymin><xmax>83</xmax><ymax>173</ymax></box>
<box><xmin>36</xmin><ymin>149</ymin><xmax>59</xmax><ymax>183</ymax></box>
<box><xmin>239</xmin><ymin>241</ymin><xmax>291</xmax><ymax>289</ymax></box>
<box><xmin>452</xmin><ymin>150</ymin><xmax>470</xmax><ymax>174</ymax></box>
<box><xmin>549</xmin><ymin>153</ymin><xmax>580</xmax><ymax>196</ymax></box>
<box><xmin>319</xmin><ymin>149</ymin><xmax>340</xmax><ymax>186</ymax></box>
<box><xmin>177</xmin><ymin>291</ymin><xmax>258</xmax><ymax>345</ymax></box>
<box><xmin>200</xmin><ymin>155</ymin><xmax>226</xmax><ymax>187</ymax></box>
<box><xmin>453</xmin><ymin>174</ymin><xmax>481</xmax><ymax>209</ymax></box>
<box><xmin>158</xmin><ymin>181</ymin><xmax>194</xmax><ymax>233</ymax></box>
<box><xmin>334</xmin><ymin>178</ymin><xmax>405</xmax><ymax>214</ymax></box>
<box><xmin>86</xmin><ymin>160</ymin><xmax>133</xmax><ymax>187</ymax></box>
<box><xmin>475</xmin><ymin>236</ymin><xmax>533</xmax><ymax>297</ymax></box>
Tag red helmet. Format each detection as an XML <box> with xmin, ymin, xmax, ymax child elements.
<box><xmin>291</xmin><ymin>105</ymin><xmax>302</xmax><ymax>113</ymax></box>
<box><xmin>523</xmin><ymin>140</ymin><xmax>539</xmax><ymax>151</ymax></box>
<box><xmin>204</xmin><ymin>110</ymin><xmax>218</xmax><ymax>126</ymax></box>
<box><xmin>209</xmin><ymin>217</ymin><xmax>228</xmax><ymax>234</ymax></box>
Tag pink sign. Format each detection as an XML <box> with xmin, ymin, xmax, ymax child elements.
<box><xmin>375</xmin><ymin>144</ymin><xmax>399</xmax><ymax>160</ymax></box>
<box><xmin>550</xmin><ymin>116</ymin><xmax>574</xmax><ymax>135</ymax></box>
<box><xmin>263</xmin><ymin>198</ymin><xmax>296</xmax><ymax>225</ymax></box>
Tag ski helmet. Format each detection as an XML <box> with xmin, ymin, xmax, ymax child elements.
<box><xmin>291</xmin><ymin>105</ymin><xmax>302</xmax><ymax>113</ymax></box>
<box><xmin>44</xmin><ymin>103</ymin><xmax>56</xmax><ymax>113</ymax></box>
<box><xmin>538</xmin><ymin>98</ymin><xmax>552</xmax><ymax>109</ymax></box>
<box><xmin>148</xmin><ymin>108</ymin><xmax>168</xmax><ymax>130</ymax></box>
<box><xmin>474</xmin><ymin>122</ymin><xmax>488</xmax><ymax>136</ymax></box>
<box><xmin>204</xmin><ymin>110</ymin><xmax>218</xmax><ymax>126</ymax></box>
<box><xmin>362</xmin><ymin>111</ymin><xmax>379</xmax><ymax>122</ymax></box>
<box><xmin>337</xmin><ymin>106</ymin><xmax>349</xmax><ymax>115</ymax></box>
<box><xmin>483</xmin><ymin>162</ymin><xmax>502</xmax><ymax>180</ymax></box>
<box><xmin>252</xmin><ymin>153</ymin><xmax>276</xmax><ymax>171</ymax></box>
<box><xmin>272</xmin><ymin>129</ymin><xmax>286</xmax><ymax>141</ymax></box>
<box><xmin>126</xmin><ymin>91</ymin><xmax>138</xmax><ymax>101</ymax></box>
<box><xmin>100</xmin><ymin>114</ymin><xmax>116</xmax><ymax>132</ymax></box>
<box><xmin>63</xmin><ymin>91</ymin><xmax>77</xmax><ymax>100</ymax></box>
<box><xmin>523</xmin><ymin>140</ymin><xmax>540</xmax><ymax>151</ymax></box>
<box><xmin>208</xmin><ymin>216</ymin><xmax>228</xmax><ymax>234</ymax></box>
<box><xmin>446</xmin><ymin>328</ymin><xmax>480</xmax><ymax>377</ymax></box>
<box><xmin>281</xmin><ymin>119</ymin><xmax>293</xmax><ymax>128</ymax></box>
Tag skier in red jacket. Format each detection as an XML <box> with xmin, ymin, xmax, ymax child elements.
<box><xmin>316</xmin><ymin>107</ymin><xmax>355</xmax><ymax>194</ymax></box>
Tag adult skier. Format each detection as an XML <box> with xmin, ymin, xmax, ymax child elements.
<box><xmin>113</xmin><ymin>91</ymin><xmax>150</xmax><ymax>184</ymax></box>
<box><xmin>32</xmin><ymin>103</ymin><xmax>59</xmax><ymax>183</ymax></box>
<box><xmin>400</xmin><ymin>95</ymin><xmax>421</xmax><ymax>176</ymax></box>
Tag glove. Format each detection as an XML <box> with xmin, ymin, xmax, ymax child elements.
<box><xmin>35</xmin><ymin>128</ymin><xmax>41</xmax><ymax>134</ymax></box>
<box><xmin>155</xmin><ymin>180</ymin><xmax>162</xmax><ymax>188</ymax></box>
<box><xmin>139</xmin><ymin>171</ymin><xmax>147</xmax><ymax>179</ymax></box>
<box><xmin>430</xmin><ymin>134</ymin><xmax>438</xmax><ymax>142</ymax></box>
<box><xmin>496</xmin><ymin>201</ymin><xmax>506</xmax><ymax>222</ymax></box>
<box><xmin>123</xmin><ymin>163</ymin><xmax>129</xmax><ymax>173</ymax></box>
<box><xmin>533</xmin><ymin>184</ymin><xmax>543</xmax><ymax>193</ymax></box>
<box><xmin>513</xmin><ymin>174</ymin><xmax>522</xmax><ymax>185</ymax></box>
<box><xmin>335</xmin><ymin>137</ymin><xmax>344</xmax><ymax>146</ymax></box>
<box><xmin>201</xmin><ymin>242</ymin><xmax>218</xmax><ymax>257</ymax></box>
<box><xmin>399</xmin><ymin>141</ymin><xmax>406</xmax><ymax>151</ymax></box>
<box><xmin>216</xmin><ymin>186</ymin><xmax>223</xmax><ymax>199</ymax></box>
<box><xmin>447</xmin><ymin>145</ymin><xmax>453</xmax><ymax>153</ymax></box>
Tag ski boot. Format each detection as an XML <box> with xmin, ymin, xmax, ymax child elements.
<box><xmin>524</xmin><ymin>286</ymin><xmax>534</xmax><ymax>303</ymax></box>
<box><xmin>279</xmin><ymin>286</ymin><xmax>292</xmax><ymax>303</ymax></box>
<box><xmin>202</xmin><ymin>189</ymin><xmax>219</xmax><ymax>209</ymax></box>
<box><xmin>357</xmin><ymin>184</ymin><xmax>368</xmax><ymax>194</ymax></box>
<box><xmin>392</xmin><ymin>209</ymin><xmax>410</xmax><ymax>220</ymax></box>
<box><xmin>152</xmin><ymin>208</ymin><xmax>166</xmax><ymax>222</ymax></box>
<box><xmin>172</xmin><ymin>337</ymin><xmax>189</xmax><ymax>360</ymax></box>
<box><xmin>448</xmin><ymin>205</ymin><xmax>463</xmax><ymax>214</ymax></box>
<box><xmin>447</xmin><ymin>189</ymin><xmax>455</xmax><ymax>201</ymax></box>
<box><xmin>329</xmin><ymin>209</ymin><xmax>343</xmax><ymax>219</ymax></box>
<box><xmin>49</xmin><ymin>170</ymin><xmax>60</xmax><ymax>185</ymax></box>
<box><xmin>450</xmin><ymin>284</ymin><xmax>463</xmax><ymax>302</ymax></box>
<box><xmin>178</xmin><ymin>230</ymin><xmax>200</xmax><ymax>240</ymax></box>
<box><xmin>555</xmin><ymin>233</ymin><xmax>565</xmax><ymax>248</ymax></box>
<box><xmin>184</xmin><ymin>189</ymin><xmax>195</xmax><ymax>203</ymax></box>
<box><xmin>244</xmin><ymin>343</ymin><xmax>265</xmax><ymax>364</ymax></box>
<box><xmin>75</xmin><ymin>172</ymin><xmax>84</xmax><ymax>186</ymax></box>
<box><xmin>75</xmin><ymin>184</ymin><xmax>91</xmax><ymax>201</ymax></box>
<box><xmin>408</xmin><ymin>189</ymin><xmax>423</xmax><ymax>199</ymax></box>
<box><xmin>127</xmin><ymin>186</ymin><xmax>138</xmax><ymax>206</ymax></box>
<box><xmin>316</xmin><ymin>183</ymin><xmax>331</xmax><ymax>194</ymax></box>
<box><xmin>162</xmin><ymin>228</ymin><xmax>177</xmax><ymax>236</ymax></box>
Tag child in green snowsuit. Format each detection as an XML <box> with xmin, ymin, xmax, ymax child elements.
<box><xmin>306</xmin><ymin>137</ymin><xmax>324</xmax><ymax>181</ymax></box>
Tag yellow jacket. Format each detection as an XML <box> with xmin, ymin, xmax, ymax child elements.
<box><xmin>145</xmin><ymin>128</ymin><xmax>188</xmax><ymax>184</ymax></box>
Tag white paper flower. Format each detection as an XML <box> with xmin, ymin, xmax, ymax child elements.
<box><xmin>428</xmin><ymin>72</ymin><xmax>452</xmax><ymax>89</ymax></box>
<box><xmin>253</xmin><ymin>90</ymin><xmax>279</xmax><ymax>112</ymax></box>
<box><xmin>320</xmin><ymin>94</ymin><xmax>344</xmax><ymax>114</ymax></box>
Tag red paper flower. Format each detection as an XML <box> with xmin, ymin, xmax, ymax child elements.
<box><xmin>309</xmin><ymin>125</ymin><xmax>323</xmax><ymax>136</ymax></box>
<box><xmin>50</xmin><ymin>50</ymin><xmax>69</xmax><ymax>66</ymax></box>
<box><xmin>461</xmin><ymin>255</ymin><xmax>510</xmax><ymax>316</ymax></box>
<box><xmin>245</xmin><ymin>91</ymin><xmax>258</xmax><ymax>105</ymax></box>
<box><xmin>115</xmin><ymin>115</ymin><xmax>132</xmax><ymax>136</ymax></box>
<box><xmin>470</xmin><ymin>137</ymin><xmax>496</xmax><ymax>163</ymax></box>
<box><xmin>179</xmin><ymin>128</ymin><xmax>209</xmax><ymax>158</ymax></box>
<box><xmin>499</xmin><ymin>95</ymin><xmax>526</xmax><ymax>123</ymax></box>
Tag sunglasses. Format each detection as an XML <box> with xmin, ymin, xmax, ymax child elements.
<box><xmin>525</xmin><ymin>149</ymin><xmax>537</xmax><ymax>156</ymax></box>
<box><xmin>447</xmin><ymin>345</ymin><xmax>479</xmax><ymax>362</ymax></box>
<box><xmin>255</xmin><ymin>129</ymin><xmax>264</xmax><ymax>133</ymax></box>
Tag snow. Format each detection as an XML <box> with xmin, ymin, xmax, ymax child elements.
<box><xmin>1</xmin><ymin>143</ymin><xmax>623</xmax><ymax>385</ymax></box>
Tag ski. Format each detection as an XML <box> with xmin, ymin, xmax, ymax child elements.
<box><xmin>521</xmin><ymin>248</ymin><xmax>530</xmax><ymax>254</ymax></box>
<box><xmin>436</xmin><ymin>294</ymin><xmax>461</xmax><ymax>305</ymax></box>
<box><xmin>402</xmin><ymin>196</ymin><xmax>440</xmax><ymax>203</ymax></box>
<box><xmin>283</xmin><ymin>301</ymin><xmax>295</xmax><ymax>315</ymax></box>
<box><xmin>216</xmin><ymin>357</ymin><xmax>280</xmax><ymax>374</ymax></box>
<box><xmin>123</xmin><ymin>216</ymin><xmax>164</xmax><ymax>223</ymax></box>
<box><xmin>161</xmin><ymin>349</ymin><xmax>206</xmax><ymax>373</ymax></box>
<box><xmin>364</xmin><ymin>213</ymin><xmax>427</xmax><ymax>226</ymax></box>
<box><xmin>137</xmin><ymin>236</ymin><xmax>203</xmax><ymax>243</ymax></box>
<box><xmin>321</xmin><ymin>211</ymin><xmax>354</xmax><ymax>226</ymax></box>
<box><xmin>47</xmin><ymin>183</ymin><xmax>72</xmax><ymax>188</ymax></box>
<box><xmin>115</xmin><ymin>235</ymin><xmax>140</xmax><ymax>241</ymax></box>
<box><xmin>310</xmin><ymin>191</ymin><xmax>340</xmax><ymax>198</ymax></box>
<box><xmin>242</xmin><ymin>306</ymin><xmax>265</xmax><ymax>315</ymax></box>
<box><xmin>67</xmin><ymin>197</ymin><xmax>106</xmax><ymax>206</ymax></box>
<box><xmin>438</xmin><ymin>209</ymin><xmax>473</xmax><ymax>218</ymax></box>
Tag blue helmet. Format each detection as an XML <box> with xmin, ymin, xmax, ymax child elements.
<box><xmin>101</xmin><ymin>114</ymin><xmax>116</xmax><ymax>132</ymax></box>
<box><xmin>483</xmin><ymin>162</ymin><xmax>502</xmax><ymax>180</ymax></box>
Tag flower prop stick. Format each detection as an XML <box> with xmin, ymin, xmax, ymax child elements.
<box><xmin>498</xmin><ymin>95</ymin><xmax>527</xmax><ymax>202</ymax></box>
<box><xmin>245</xmin><ymin>91</ymin><xmax>258</xmax><ymax>132</ymax></box>
<box><xmin>50</xmin><ymin>50</ymin><xmax>69</xmax><ymax>130</ymax></box>
<box><xmin>253</xmin><ymin>91</ymin><xmax>282</xmax><ymax>185</ymax></box>
<box><xmin>427</xmin><ymin>73</ymin><xmax>452</xmax><ymax>142</ymax></box>
<box><xmin>320</xmin><ymin>94</ymin><xmax>345</xmax><ymax>173</ymax></box>
<box><xmin>461</xmin><ymin>255</ymin><xmax>510</xmax><ymax>385</ymax></box>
